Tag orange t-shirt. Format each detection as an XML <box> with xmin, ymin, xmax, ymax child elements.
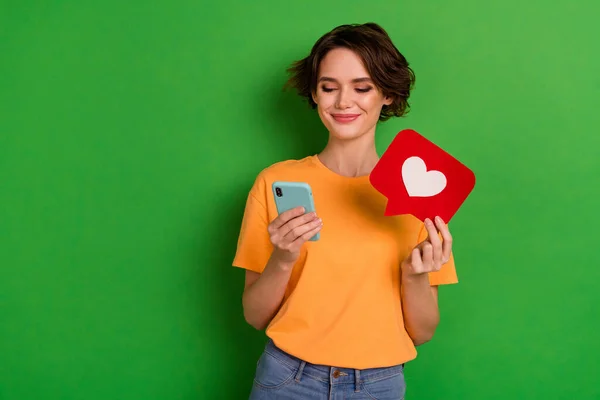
<box><xmin>232</xmin><ymin>155</ymin><xmax>458</xmax><ymax>369</ymax></box>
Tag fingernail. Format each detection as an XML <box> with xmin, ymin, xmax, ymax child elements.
<box><xmin>436</xmin><ymin>216</ymin><xmax>444</xmax><ymax>224</ymax></box>
<box><xmin>425</xmin><ymin>218</ymin><xmax>432</xmax><ymax>225</ymax></box>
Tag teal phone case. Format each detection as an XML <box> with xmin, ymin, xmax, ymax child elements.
<box><xmin>272</xmin><ymin>181</ymin><xmax>320</xmax><ymax>241</ymax></box>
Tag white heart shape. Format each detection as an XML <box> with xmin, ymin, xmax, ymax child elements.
<box><xmin>402</xmin><ymin>156</ymin><xmax>447</xmax><ymax>197</ymax></box>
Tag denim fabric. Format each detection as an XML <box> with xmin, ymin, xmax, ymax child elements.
<box><xmin>249</xmin><ymin>340</ymin><xmax>406</xmax><ymax>400</ymax></box>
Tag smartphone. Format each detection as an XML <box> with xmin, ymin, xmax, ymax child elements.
<box><xmin>272</xmin><ymin>181</ymin><xmax>320</xmax><ymax>241</ymax></box>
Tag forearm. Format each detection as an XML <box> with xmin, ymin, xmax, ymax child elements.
<box><xmin>401</xmin><ymin>272</ymin><xmax>440</xmax><ymax>346</ymax></box>
<box><xmin>242</xmin><ymin>254</ymin><xmax>294</xmax><ymax>330</ymax></box>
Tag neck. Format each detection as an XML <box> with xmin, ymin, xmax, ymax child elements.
<box><xmin>318</xmin><ymin>131</ymin><xmax>379</xmax><ymax>177</ymax></box>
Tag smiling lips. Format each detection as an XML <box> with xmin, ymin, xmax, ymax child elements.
<box><xmin>331</xmin><ymin>113</ymin><xmax>360</xmax><ymax>123</ymax></box>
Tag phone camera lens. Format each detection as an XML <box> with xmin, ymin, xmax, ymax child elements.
<box><xmin>275</xmin><ymin>187</ymin><xmax>282</xmax><ymax>197</ymax></box>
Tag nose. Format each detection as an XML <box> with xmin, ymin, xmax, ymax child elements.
<box><xmin>335</xmin><ymin>87</ymin><xmax>353</xmax><ymax>109</ymax></box>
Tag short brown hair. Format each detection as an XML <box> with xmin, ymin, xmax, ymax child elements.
<box><xmin>284</xmin><ymin>23</ymin><xmax>416</xmax><ymax>122</ymax></box>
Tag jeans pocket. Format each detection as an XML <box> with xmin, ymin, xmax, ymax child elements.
<box><xmin>361</xmin><ymin>372</ymin><xmax>406</xmax><ymax>400</ymax></box>
<box><xmin>253</xmin><ymin>350</ymin><xmax>298</xmax><ymax>390</ymax></box>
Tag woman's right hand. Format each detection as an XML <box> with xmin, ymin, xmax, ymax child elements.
<box><xmin>267</xmin><ymin>206</ymin><xmax>323</xmax><ymax>267</ymax></box>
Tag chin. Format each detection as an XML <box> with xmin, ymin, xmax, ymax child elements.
<box><xmin>327</xmin><ymin>124</ymin><xmax>371</xmax><ymax>141</ymax></box>
<box><xmin>329</xmin><ymin>130</ymin><xmax>363</xmax><ymax>140</ymax></box>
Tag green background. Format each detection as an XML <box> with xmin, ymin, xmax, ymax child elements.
<box><xmin>1</xmin><ymin>0</ymin><xmax>599</xmax><ymax>399</ymax></box>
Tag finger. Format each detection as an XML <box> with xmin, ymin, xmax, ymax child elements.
<box><xmin>284</xmin><ymin>216</ymin><xmax>323</xmax><ymax>242</ymax></box>
<box><xmin>434</xmin><ymin>216</ymin><xmax>453</xmax><ymax>264</ymax></box>
<box><xmin>279</xmin><ymin>211</ymin><xmax>318</xmax><ymax>238</ymax></box>
<box><xmin>410</xmin><ymin>248</ymin><xmax>423</xmax><ymax>272</ymax></box>
<box><xmin>424</xmin><ymin>218</ymin><xmax>442</xmax><ymax>263</ymax></box>
<box><xmin>290</xmin><ymin>222</ymin><xmax>323</xmax><ymax>247</ymax></box>
<box><xmin>422</xmin><ymin>242</ymin><xmax>433</xmax><ymax>271</ymax></box>
<box><xmin>270</xmin><ymin>206</ymin><xmax>306</xmax><ymax>230</ymax></box>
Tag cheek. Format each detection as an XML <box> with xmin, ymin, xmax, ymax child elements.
<box><xmin>315</xmin><ymin>100</ymin><xmax>332</xmax><ymax>124</ymax></box>
<box><xmin>315</xmin><ymin>93</ymin><xmax>336</xmax><ymax>110</ymax></box>
<box><xmin>359</xmin><ymin>95</ymin><xmax>386</xmax><ymax>113</ymax></box>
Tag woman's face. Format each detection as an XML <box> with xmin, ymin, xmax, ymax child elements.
<box><xmin>312</xmin><ymin>47</ymin><xmax>392</xmax><ymax>141</ymax></box>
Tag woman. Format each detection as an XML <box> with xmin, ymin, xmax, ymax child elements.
<box><xmin>232</xmin><ymin>22</ymin><xmax>458</xmax><ymax>399</ymax></box>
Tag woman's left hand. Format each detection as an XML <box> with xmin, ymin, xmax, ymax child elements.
<box><xmin>402</xmin><ymin>216</ymin><xmax>452</xmax><ymax>277</ymax></box>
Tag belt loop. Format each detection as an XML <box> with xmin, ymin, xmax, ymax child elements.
<box><xmin>295</xmin><ymin>361</ymin><xmax>306</xmax><ymax>382</ymax></box>
<box><xmin>354</xmin><ymin>369</ymin><xmax>361</xmax><ymax>392</ymax></box>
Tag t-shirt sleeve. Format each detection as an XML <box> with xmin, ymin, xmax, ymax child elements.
<box><xmin>416</xmin><ymin>223</ymin><xmax>459</xmax><ymax>286</ymax></box>
<box><xmin>232</xmin><ymin>175</ymin><xmax>273</xmax><ymax>274</ymax></box>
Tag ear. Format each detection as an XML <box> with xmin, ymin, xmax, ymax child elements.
<box><xmin>311</xmin><ymin>90</ymin><xmax>318</xmax><ymax>105</ymax></box>
<box><xmin>383</xmin><ymin>95</ymin><xmax>393</xmax><ymax>106</ymax></box>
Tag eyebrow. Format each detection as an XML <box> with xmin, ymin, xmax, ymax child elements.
<box><xmin>318</xmin><ymin>76</ymin><xmax>373</xmax><ymax>83</ymax></box>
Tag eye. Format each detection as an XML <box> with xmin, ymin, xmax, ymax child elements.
<box><xmin>321</xmin><ymin>86</ymin><xmax>336</xmax><ymax>93</ymax></box>
<box><xmin>356</xmin><ymin>87</ymin><xmax>373</xmax><ymax>93</ymax></box>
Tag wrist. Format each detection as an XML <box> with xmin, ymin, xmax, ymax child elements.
<box><xmin>401</xmin><ymin>268</ymin><xmax>430</xmax><ymax>285</ymax></box>
<box><xmin>269</xmin><ymin>251</ymin><xmax>296</xmax><ymax>272</ymax></box>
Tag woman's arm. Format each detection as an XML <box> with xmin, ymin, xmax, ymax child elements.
<box><xmin>242</xmin><ymin>260</ymin><xmax>293</xmax><ymax>330</ymax></box>
<box><xmin>401</xmin><ymin>276</ymin><xmax>440</xmax><ymax>345</ymax></box>
<box><xmin>401</xmin><ymin>216</ymin><xmax>452</xmax><ymax>346</ymax></box>
<box><xmin>242</xmin><ymin>206</ymin><xmax>323</xmax><ymax>330</ymax></box>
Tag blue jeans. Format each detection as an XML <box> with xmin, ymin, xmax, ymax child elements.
<box><xmin>249</xmin><ymin>340</ymin><xmax>406</xmax><ymax>399</ymax></box>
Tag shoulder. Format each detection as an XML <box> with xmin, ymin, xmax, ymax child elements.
<box><xmin>258</xmin><ymin>156</ymin><xmax>318</xmax><ymax>178</ymax></box>
<box><xmin>249</xmin><ymin>156</ymin><xmax>319</xmax><ymax>195</ymax></box>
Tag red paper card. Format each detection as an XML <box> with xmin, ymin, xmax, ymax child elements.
<box><xmin>369</xmin><ymin>129</ymin><xmax>476</xmax><ymax>223</ymax></box>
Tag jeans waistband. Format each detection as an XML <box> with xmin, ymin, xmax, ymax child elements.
<box><xmin>264</xmin><ymin>339</ymin><xmax>404</xmax><ymax>385</ymax></box>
